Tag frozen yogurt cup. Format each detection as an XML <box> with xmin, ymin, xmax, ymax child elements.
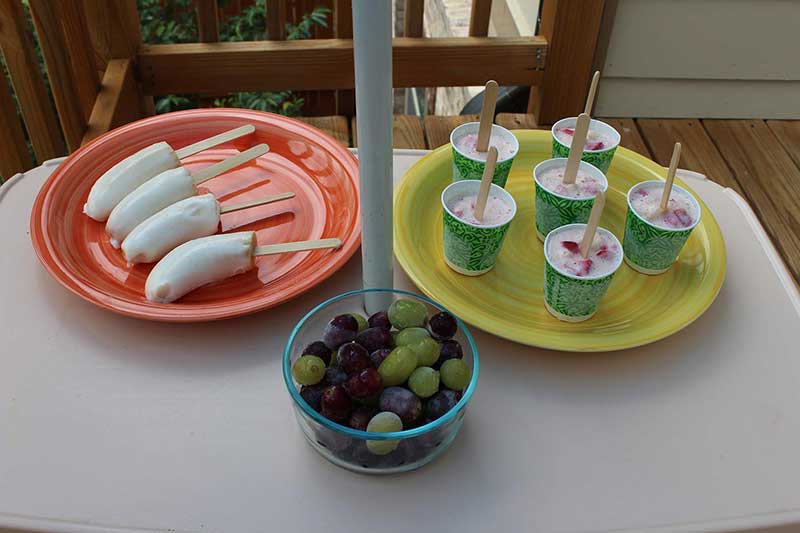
<box><xmin>533</xmin><ymin>158</ymin><xmax>608</xmax><ymax>241</ymax></box>
<box><xmin>543</xmin><ymin>223</ymin><xmax>623</xmax><ymax>322</ymax></box>
<box><xmin>623</xmin><ymin>180</ymin><xmax>702</xmax><ymax>275</ymax></box>
<box><xmin>441</xmin><ymin>179</ymin><xmax>516</xmax><ymax>276</ymax></box>
<box><xmin>551</xmin><ymin>117</ymin><xmax>620</xmax><ymax>174</ymax></box>
<box><xmin>450</xmin><ymin>122</ymin><xmax>519</xmax><ymax>188</ymax></box>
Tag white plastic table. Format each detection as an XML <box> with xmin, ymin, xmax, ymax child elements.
<box><xmin>2</xmin><ymin>152</ymin><xmax>800</xmax><ymax>533</ymax></box>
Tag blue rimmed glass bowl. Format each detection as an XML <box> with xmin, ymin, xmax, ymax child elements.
<box><xmin>283</xmin><ymin>288</ymin><xmax>479</xmax><ymax>474</ymax></box>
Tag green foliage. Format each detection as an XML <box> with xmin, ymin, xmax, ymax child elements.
<box><xmin>137</xmin><ymin>0</ymin><xmax>330</xmax><ymax>115</ymax></box>
<box><xmin>138</xmin><ymin>0</ymin><xmax>197</xmax><ymax>44</ymax></box>
<box><xmin>219</xmin><ymin>0</ymin><xmax>268</xmax><ymax>41</ymax></box>
<box><xmin>286</xmin><ymin>5</ymin><xmax>330</xmax><ymax>40</ymax></box>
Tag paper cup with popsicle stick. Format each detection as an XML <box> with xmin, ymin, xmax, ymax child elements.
<box><xmin>543</xmin><ymin>192</ymin><xmax>623</xmax><ymax>322</ymax></box>
<box><xmin>623</xmin><ymin>143</ymin><xmax>702</xmax><ymax>274</ymax></box>
<box><xmin>551</xmin><ymin>117</ymin><xmax>620</xmax><ymax>174</ymax></box>
<box><xmin>534</xmin><ymin>114</ymin><xmax>608</xmax><ymax>241</ymax></box>
<box><xmin>450</xmin><ymin>81</ymin><xmax>519</xmax><ymax>188</ymax></box>
<box><xmin>550</xmin><ymin>71</ymin><xmax>620</xmax><ymax>173</ymax></box>
<box><xmin>441</xmin><ymin>148</ymin><xmax>517</xmax><ymax>276</ymax></box>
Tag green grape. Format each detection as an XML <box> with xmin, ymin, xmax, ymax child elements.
<box><xmin>440</xmin><ymin>359</ymin><xmax>471</xmax><ymax>391</ymax></box>
<box><xmin>377</xmin><ymin>346</ymin><xmax>418</xmax><ymax>386</ymax></box>
<box><xmin>410</xmin><ymin>337</ymin><xmax>439</xmax><ymax>367</ymax></box>
<box><xmin>291</xmin><ymin>355</ymin><xmax>326</xmax><ymax>385</ymax></box>
<box><xmin>394</xmin><ymin>327</ymin><xmax>431</xmax><ymax>346</ymax></box>
<box><xmin>349</xmin><ymin>313</ymin><xmax>368</xmax><ymax>333</ymax></box>
<box><xmin>408</xmin><ymin>367</ymin><xmax>440</xmax><ymax>398</ymax></box>
<box><xmin>388</xmin><ymin>299</ymin><xmax>428</xmax><ymax>329</ymax></box>
<box><xmin>366</xmin><ymin>411</ymin><xmax>402</xmax><ymax>455</ymax></box>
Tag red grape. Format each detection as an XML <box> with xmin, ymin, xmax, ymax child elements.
<box><xmin>428</xmin><ymin>311</ymin><xmax>457</xmax><ymax>340</ymax></box>
<box><xmin>321</xmin><ymin>385</ymin><xmax>353</xmax><ymax>423</ymax></box>
<box><xmin>348</xmin><ymin>406</ymin><xmax>377</xmax><ymax>431</ymax></box>
<box><xmin>434</xmin><ymin>339</ymin><xmax>463</xmax><ymax>369</ymax></box>
<box><xmin>344</xmin><ymin>367</ymin><xmax>383</xmax><ymax>399</ymax></box>
<box><xmin>367</xmin><ymin>310</ymin><xmax>391</xmax><ymax>330</ymax></box>
<box><xmin>337</xmin><ymin>342</ymin><xmax>371</xmax><ymax>375</ymax></box>
<box><xmin>379</xmin><ymin>386</ymin><xmax>422</xmax><ymax>425</ymax></box>
<box><xmin>322</xmin><ymin>314</ymin><xmax>359</xmax><ymax>349</ymax></box>
<box><xmin>355</xmin><ymin>327</ymin><xmax>394</xmax><ymax>353</ymax></box>
<box><xmin>302</xmin><ymin>341</ymin><xmax>333</xmax><ymax>365</ymax></box>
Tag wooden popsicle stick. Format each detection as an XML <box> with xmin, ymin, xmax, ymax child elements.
<box><xmin>219</xmin><ymin>192</ymin><xmax>295</xmax><ymax>214</ymax></box>
<box><xmin>191</xmin><ymin>144</ymin><xmax>269</xmax><ymax>185</ymax></box>
<box><xmin>175</xmin><ymin>124</ymin><xmax>255</xmax><ymax>159</ymax></box>
<box><xmin>253</xmin><ymin>238</ymin><xmax>343</xmax><ymax>257</ymax></box>
<box><xmin>474</xmin><ymin>147</ymin><xmax>498</xmax><ymax>223</ymax></box>
<box><xmin>563</xmin><ymin>113</ymin><xmax>591</xmax><ymax>185</ymax></box>
<box><xmin>584</xmin><ymin>70</ymin><xmax>601</xmax><ymax>116</ymax></box>
<box><xmin>580</xmin><ymin>190</ymin><xmax>606</xmax><ymax>259</ymax></box>
<box><xmin>660</xmin><ymin>142</ymin><xmax>682</xmax><ymax>210</ymax></box>
<box><xmin>476</xmin><ymin>80</ymin><xmax>499</xmax><ymax>152</ymax></box>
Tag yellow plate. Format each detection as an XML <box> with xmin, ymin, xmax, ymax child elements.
<box><xmin>394</xmin><ymin>130</ymin><xmax>726</xmax><ymax>352</ymax></box>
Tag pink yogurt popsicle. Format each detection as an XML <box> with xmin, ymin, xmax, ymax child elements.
<box><xmin>455</xmin><ymin>133</ymin><xmax>516</xmax><ymax>161</ymax></box>
<box><xmin>546</xmin><ymin>226</ymin><xmax>621</xmax><ymax>277</ymax></box>
<box><xmin>630</xmin><ymin>183</ymin><xmax>696</xmax><ymax>229</ymax></box>
<box><xmin>537</xmin><ymin>165</ymin><xmax>603</xmax><ymax>199</ymax></box>
<box><xmin>449</xmin><ymin>194</ymin><xmax>513</xmax><ymax>226</ymax></box>
<box><xmin>555</xmin><ymin>127</ymin><xmax>613</xmax><ymax>151</ymax></box>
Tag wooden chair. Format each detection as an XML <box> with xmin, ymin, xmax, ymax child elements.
<box><xmin>0</xmin><ymin>0</ymin><xmax>607</xmax><ymax>179</ymax></box>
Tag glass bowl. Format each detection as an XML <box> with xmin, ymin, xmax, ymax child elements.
<box><xmin>283</xmin><ymin>288</ymin><xmax>479</xmax><ymax>474</ymax></box>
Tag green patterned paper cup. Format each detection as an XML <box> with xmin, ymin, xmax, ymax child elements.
<box><xmin>623</xmin><ymin>180</ymin><xmax>702</xmax><ymax>275</ymax></box>
<box><xmin>551</xmin><ymin>117</ymin><xmax>620</xmax><ymax>174</ymax></box>
<box><xmin>543</xmin><ymin>224</ymin><xmax>623</xmax><ymax>322</ymax></box>
<box><xmin>533</xmin><ymin>158</ymin><xmax>608</xmax><ymax>242</ymax></box>
<box><xmin>450</xmin><ymin>122</ymin><xmax>519</xmax><ymax>188</ymax></box>
<box><xmin>441</xmin><ymin>180</ymin><xmax>517</xmax><ymax>276</ymax></box>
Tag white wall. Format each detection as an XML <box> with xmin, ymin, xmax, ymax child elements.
<box><xmin>595</xmin><ymin>0</ymin><xmax>800</xmax><ymax>118</ymax></box>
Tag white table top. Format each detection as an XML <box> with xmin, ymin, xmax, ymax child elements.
<box><xmin>2</xmin><ymin>152</ymin><xmax>800</xmax><ymax>533</ymax></box>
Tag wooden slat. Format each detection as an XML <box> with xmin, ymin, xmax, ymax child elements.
<box><xmin>601</xmin><ymin>118</ymin><xmax>651</xmax><ymax>158</ymax></box>
<box><xmin>293</xmin><ymin>0</ymin><xmax>337</xmax><ymax>117</ymax></box>
<box><xmin>0</xmin><ymin>74</ymin><xmax>33</xmax><ymax>178</ymax></box>
<box><xmin>423</xmin><ymin>114</ymin><xmax>479</xmax><ymax>149</ymax></box>
<box><xmin>766</xmin><ymin>120</ymin><xmax>800</xmax><ymax>171</ymax></box>
<box><xmin>495</xmin><ymin>113</ymin><xmax>547</xmax><ymax>131</ymax></box>
<box><xmin>334</xmin><ymin>0</ymin><xmax>353</xmax><ymax>38</ymax></box>
<box><xmin>196</xmin><ymin>0</ymin><xmax>219</xmax><ymax>43</ymax></box>
<box><xmin>56</xmin><ymin>0</ymin><xmax>100</xmax><ymax>122</ymax></box>
<box><xmin>334</xmin><ymin>0</ymin><xmax>354</xmax><ymax>116</ymax></box>
<box><xmin>404</xmin><ymin>0</ymin><xmax>424</xmax><ymax>37</ymax></box>
<box><xmin>296</xmin><ymin>116</ymin><xmax>350</xmax><ymax>147</ymax></box>
<box><xmin>82</xmin><ymin>0</ymin><xmax>141</xmax><ymax>72</ymax></box>
<box><xmin>28</xmin><ymin>0</ymin><xmax>90</xmax><ymax>151</ymax></box>
<box><xmin>528</xmin><ymin>0</ymin><xmax>605</xmax><ymax>125</ymax></box>
<box><xmin>82</xmin><ymin>59</ymin><xmax>143</xmax><ymax>145</ymax></box>
<box><xmin>0</xmin><ymin>0</ymin><xmax>64</xmax><ymax>161</ymax></box>
<box><xmin>469</xmin><ymin>0</ymin><xmax>492</xmax><ymax>37</ymax></box>
<box><xmin>637</xmin><ymin>119</ymin><xmax>741</xmax><ymax>193</ymax></box>
<box><xmin>82</xmin><ymin>0</ymin><xmax>152</xmax><ymax>116</ymax></box>
<box><xmin>352</xmin><ymin>115</ymin><xmax>426</xmax><ymax>149</ymax></box>
<box><xmin>703</xmin><ymin>120</ymin><xmax>800</xmax><ymax>282</ymax></box>
<box><xmin>138</xmin><ymin>37</ymin><xmax>548</xmax><ymax>94</ymax></box>
<box><xmin>267</xmin><ymin>0</ymin><xmax>286</xmax><ymax>40</ymax></box>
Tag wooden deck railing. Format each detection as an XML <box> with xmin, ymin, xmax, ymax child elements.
<box><xmin>0</xmin><ymin>0</ymin><xmax>607</xmax><ymax>179</ymax></box>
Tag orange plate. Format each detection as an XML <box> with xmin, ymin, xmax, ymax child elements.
<box><xmin>30</xmin><ymin>109</ymin><xmax>361</xmax><ymax>322</ymax></box>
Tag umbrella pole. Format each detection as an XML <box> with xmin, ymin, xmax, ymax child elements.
<box><xmin>352</xmin><ymin>0</ymin><xmax>394</xmax><ymax>313</ymax></box>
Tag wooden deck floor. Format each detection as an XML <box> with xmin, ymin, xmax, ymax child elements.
<box><xmin>299</xmin><ymin>114</ymin><xmax>800</xmax><ymax>287</ymax></box>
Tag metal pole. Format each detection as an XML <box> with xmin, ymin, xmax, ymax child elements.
<box><xmin>352</xmin><ymin>0</ymin><xmax>394</xmax><ymax>313</ymax></box>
